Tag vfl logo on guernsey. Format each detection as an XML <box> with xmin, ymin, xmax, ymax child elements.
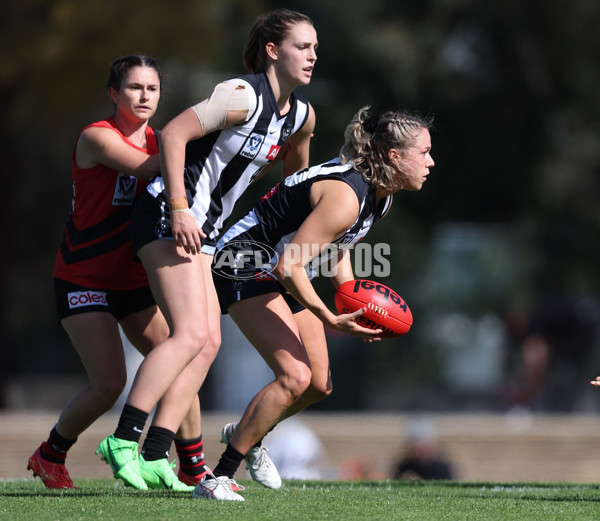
<box><xmin>240</xmin><ymin>133</ymin><xmax>264</xmax><ymax>159</ymax></box>
<box><xmin>112</xmin><ymin>173</ymin><xmax>138</xmax><ymax>205</ymax></box>
<box><xmin>67</xmin><ymin>290</ymin><xmax>108</xmax><ymax>309</ymax></box>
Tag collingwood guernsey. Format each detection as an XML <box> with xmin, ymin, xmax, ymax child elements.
<box><xmin>146</xmin><ymin>72</ymin><xmax>310</xmax><ymax>251</ymax></box>
<box><xmin>213</xmin><ymin>158</ymin><xmax>393</xmax><ymax>281</ymax></box>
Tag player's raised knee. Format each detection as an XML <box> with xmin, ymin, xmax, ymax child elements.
<box><xmin>280</xmin><ymin>365</ymin><xmax>313</xmax><ymax>401</ymax></box>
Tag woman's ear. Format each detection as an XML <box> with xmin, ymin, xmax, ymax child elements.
<box><xmin>108</xmin><ymin>87</ymin><xmax>119</xmax><ymax>105</ymax></box>
<box><xmin>388</xmin><ymin>148</ymin><xmax>401</xmax><ymax>162</ymax></box>
<box><xmin>265</xmin><ymin>42</ymin><xmax>278</xmax><ymax>61</ymax></box>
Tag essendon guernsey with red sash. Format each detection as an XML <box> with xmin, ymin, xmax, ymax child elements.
<box><xmin>53</xmin><ymin>118</ymin><xmax>158</xmax><ymax>289</ymax></box>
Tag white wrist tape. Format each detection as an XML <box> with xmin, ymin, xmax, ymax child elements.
<box><xmin>170</xmin><ymin>208</ymin><xmax>203</xmax><ymax>230</ymax></box>
<box><xmin>170</xmin><ymin>208</ymin><xmax>194</xmax><ymax>216</ymax></box>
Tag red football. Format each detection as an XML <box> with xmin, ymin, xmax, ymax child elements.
<box><xmin>334</xmin><ymin>279</ymin><xmax>412</xmax><ymax>338</ymax></box>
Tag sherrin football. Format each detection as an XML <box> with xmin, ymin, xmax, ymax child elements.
<box><xmin>334</xmin><ymin>279</ymin><xmax>412</xmax><ymax>338</ymax></box>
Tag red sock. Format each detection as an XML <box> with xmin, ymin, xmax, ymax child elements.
<box><xmin>40</xmin><ymin>426</ymin><xmax>77</xmax><ymax>464</ymax></box>
<box><xmin>175</xmin><ymin>436</ymin><xmax>208</xmax><ymax>479</ymax></box>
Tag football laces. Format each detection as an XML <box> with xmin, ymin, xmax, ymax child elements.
<box><xmin>367</xmin><ymin>302</ymin><xmax>388</xmax><ymax>317</ymax></box>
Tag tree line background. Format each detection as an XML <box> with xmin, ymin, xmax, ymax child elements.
<box><xmin>2</xmin><ymin>0</ymin><xmax>600</xmax><ymax>412</ymax></box>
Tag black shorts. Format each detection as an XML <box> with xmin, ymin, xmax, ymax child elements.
<box><xmin>130</xmin><ymin>191</ymin><xmax>215</xmax><ymax>257</ymax></box>
<box><xmin>212</xmin><ymin>270</ymin><xmax>305</xmax><ymax>315</ymax></box>
<box><xmin>130</xmin><ymin>190</ymin><xmax>173</xmax><ymax>257</ymax></box>
<box><xmin>54</xmin><ymin>278</ymin><xmax>156</xmax><ymax>322</ymax></box>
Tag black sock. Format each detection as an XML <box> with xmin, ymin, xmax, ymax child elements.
<box><xmin>141</xmin><ymin>426</ymin><xmax>176</xmax><ymax>461</ymax></box>
<box><xmin>40</xmin><ymin>426</ymin><xmax>77</xmax><ymax>464</ymax></box>
<box><xmin>114</xmin><ymin>404</ymin><xmax>149</xmax><ymax>443</ymax></box>
<box><xmin>212</xmin><ymin>443</ymin><xmax>245</xmax><ymax>479</ymax></box>
<box><xmin>175</xmin><ymin>435</ymin><xmax>206</xmax><ymax>477</ymax></box>
<box><xmin>254</xmin><ymin>424</ymin><xmax>276</xmax><ymax>447</ymax></box>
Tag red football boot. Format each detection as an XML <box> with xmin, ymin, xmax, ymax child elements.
<box><xmin>27</xmin><ymin>445</ymin><xmax>75</xmax><ymax>489</ymax></box>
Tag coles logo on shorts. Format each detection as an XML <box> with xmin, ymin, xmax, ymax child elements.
<box><xmin>67</xmin><ymin>290</ymin><xmax>108</xmax><ymax>309</ymax></box>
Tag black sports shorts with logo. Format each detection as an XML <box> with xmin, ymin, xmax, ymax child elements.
<box><xmin>54</xmin><ymin>278</ymin><xmax>156</xmax><ymax>323</ymax></box>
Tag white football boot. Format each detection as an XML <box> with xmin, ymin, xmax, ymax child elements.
<box><xmin>221</xmin><ymin>422</ymin><xmax>282</xmax><ymax>490</ymax></box>
<box><xmin>192</xmin><ymin>467</ymin><xmax>244</xmax><ymax>501</ymax></box>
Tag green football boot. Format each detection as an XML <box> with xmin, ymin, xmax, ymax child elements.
<box><xmin>96</xmin><ymin>434</ymin><xmax>147</xmax><ymax>490</ymax></box>
<box><xmin>139</xmin><ymin>456</ymin><xmax>195</xmax><ymax>491</ymax></box>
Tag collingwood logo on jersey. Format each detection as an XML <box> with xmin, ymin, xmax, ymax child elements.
<box><xmin>281</xmin><ymin>121</ymin><xmax>293</xmax><ymax>141</ymax></box>
<box><xmin>112</xmin><ymin>173</ymin><xmax>138</xmax><ymax>205</ymax></box>
<box><xmin>240</xmin><ymin>133</ymin><xmax>265</xmax><ymax>159</ymax></box>
<box><xmin>339</xmin><ymin>233</ymin><xmax>357</xmax><ymax>245</ymax></box>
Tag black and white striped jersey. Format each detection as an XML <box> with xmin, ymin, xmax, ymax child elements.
<box><xmin>147</xmin><ymin>72</ymin><xmax>310</xmax><ymax>248</ymax></box>
<box><xmin>213</xmin><ymin>158</ymin><xmax>392</xmax><ymax>280</ymax></box>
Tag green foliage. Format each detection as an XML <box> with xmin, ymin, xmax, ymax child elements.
<box><xmin>1</xmin><ymin>479</ymin><xmax>600</xmax><ymax>521</ymax></box>
<box><xmin>4</xmin><ymin>0</ymin><xmax>600</xmax><ymax>409</ymax></box>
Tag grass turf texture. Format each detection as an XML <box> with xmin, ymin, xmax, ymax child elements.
<box><xmin>1</xmin><ymin>479</ymin><xmax>599</xmax><ymax>521</ymax></box>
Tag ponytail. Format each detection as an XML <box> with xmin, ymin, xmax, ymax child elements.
<box><xmin>340</xmin><ymin>106</ymin><xmax>432</xmax><ymax>191</ymax></box>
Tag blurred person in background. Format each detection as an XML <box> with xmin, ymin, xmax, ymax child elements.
<box><xmin>96</xmin><ymin>9</ymin><xmax>318</xmax><ymax>501</ymax></box>
<box><xmin>263</xmin><ymin>418</ymin><xmax>325</xmax><ymax>480</ymax></box>
<box><xmin>502</xmin><ymin>294</ymin><xmax>599</xmax><ymax>412</ymax></box>
<box><xmin>392</xmin><ymin>416</ymin><xmax>454</xmax><ymax>480</ymax></box>
<box><xmin>28</xmin><ymin>55</ymin><xmax>201</xmax><ymax>491</ymax></box>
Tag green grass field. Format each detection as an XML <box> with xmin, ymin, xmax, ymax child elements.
<box><xmin>1</xmin><ymin>478</ymin><xmax>599</xmax><ymax>521</ymax></box>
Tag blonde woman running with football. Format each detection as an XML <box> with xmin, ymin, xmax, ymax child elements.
<box><xmin>96</xmin><ymin>9</ymin><xmax>318</xmax><ymax>500</ymax></box>
<box><xmin>204</xmin><ymin>105</ymin><xmax>435</xmax><ymax>499</ymax></box>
